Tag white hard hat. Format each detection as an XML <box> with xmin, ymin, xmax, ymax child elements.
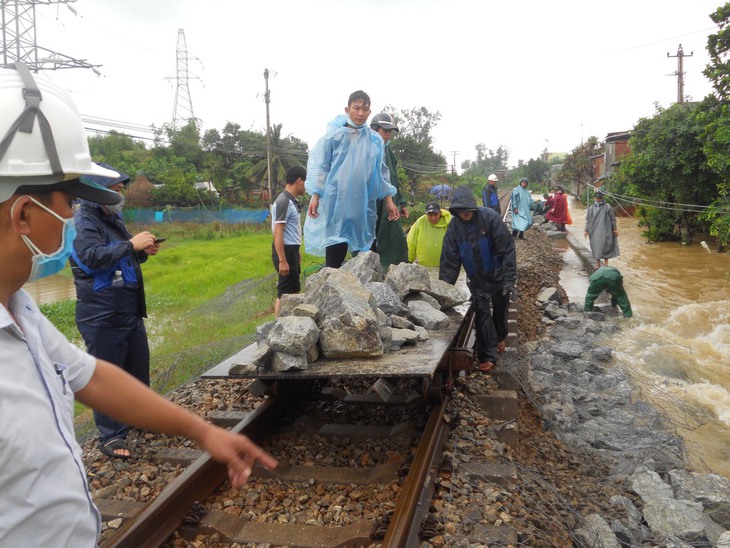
<box><xmin>488</xmin><ymin>173</ymin><xmax>498</xmax><ymax>182</ymax></box>
<box><xmin>0</xmin><ymin>63</ymin><xmax>120</xmax><ymax>205</ymax></box>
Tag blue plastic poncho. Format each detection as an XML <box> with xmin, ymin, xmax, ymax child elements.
<box><xmin>304</xmin><ymin>114</ymin><xmax>396</xmax><ymax>256</ymax></box>
<box><xmin>510</xmin><ymin>184</ymin><xmax>534</xmax><ymax>232</ymax></box>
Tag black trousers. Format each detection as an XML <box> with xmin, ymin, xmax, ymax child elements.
<box><xmin>471</xmin><ymin>284</ymin><xmax>509</xmax><ymax>364</ymax></box>
<box><xmin>78</xmin><ymin>318</ymin><xmax>150</xmax><ymax>442</ymax></box>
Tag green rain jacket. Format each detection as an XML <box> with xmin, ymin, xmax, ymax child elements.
<box><xmin>374</xmin><ymin>143</ymin><xmax>408</xmax><ymax>269</ymax></box>
<box><xmin>584</xmin><ymin>266</ymin><xmax>632</xmax><ymax>318</ymax></box>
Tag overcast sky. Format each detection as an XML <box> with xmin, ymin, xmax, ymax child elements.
<box><xmin>35</xmin><ymin>0</ymin><xmax>720</xmax><ymax>171</ymax></box>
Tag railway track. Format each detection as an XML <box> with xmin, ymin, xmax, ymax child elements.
<box><xmin>99</xmin><ymin>306</ymin><xmax>479</xmax><ymax>547</ymax></box>
<box><xmin>95</xmin><ymin>197</ymin><xmax>525</xmax><ymax>547</ymax></box>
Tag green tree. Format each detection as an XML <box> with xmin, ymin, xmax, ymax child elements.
<box><xmin>387</xmin><ymin>106</ymin><xmax>447</xmax><ymax>190</ymax></box>
<box><xmin>698</xmin><ymin>2</ymin><xmax>730</xmax><ymax>247</ymax></box>
<box><xmin>245</xmin><ymin>123</ymin><xmax>308</xmax><ymax>198</ymax></box>
<box><xmin>617</xmin><ymin>103</ymin><xmax>719</xmax><ymax>242</ymax></box>
<box><xmin>87</xmin><ymin>130</ymin><xmax>150</xmax><ymax>176</ymax></box>
<box><xmin>555</xmin><ymin>136</ymin><xmax>601</xmax><ymax>196</ymax></box>
<box><xmin>522</xmin><ymin>157</ymin><xmax>550</xmax><ymax>186</ymax></box>
<box><xmin>461</xmin><ymin>144</ymin><xmax>510</xmax><ymax>183</ymax></box>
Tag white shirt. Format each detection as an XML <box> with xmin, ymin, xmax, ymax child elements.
<box><xmin>0</xmin><ymin>289</ymin><xmax>99</xmax><ymax>546</ymax></box>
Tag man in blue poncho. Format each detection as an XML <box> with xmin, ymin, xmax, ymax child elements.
<box><xmin>510</xmin><ymin>177</ymin><xmax>533</xmax><ymax>239</ymax></box>
<box><xmin>304</xmin><ymin>90</ymin><xmax>399</xmax><ymax>268</ymax></box>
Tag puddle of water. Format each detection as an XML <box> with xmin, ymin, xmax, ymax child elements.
<box><xmin>22</xmin><ymin>274</ymin><xmax>76</xmax><ymax>305</ymax></box>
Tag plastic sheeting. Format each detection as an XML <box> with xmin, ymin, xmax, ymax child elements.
<box><xmin>303</xmin><ymin>114</ymin><xmax>396</xmax><ymax>256</ymax></box>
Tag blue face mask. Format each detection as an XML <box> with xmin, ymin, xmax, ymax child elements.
<box><xmin>11</xmin><ymin>196</ymin><xmax>77</xmax><ymax>282</ymax></box>
<box><xmin>347</xmin><ymin>117</ymin><xmax>367</xmax><ymax>129</ymax></box>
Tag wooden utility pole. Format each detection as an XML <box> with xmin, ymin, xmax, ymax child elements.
<box><xmin>449</xmin><ymin>151</ymin><xmax>459</xmax><ymax>175</ymax></box>
<box><xmin>667</xmin><ymin>44</ymin><xmax>693</xmax><ymax>103</ymax></box>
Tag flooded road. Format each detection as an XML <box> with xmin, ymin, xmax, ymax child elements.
<box><xmin>559</xmin><ymin>197</ymin><xmax>730</xmax><ymax>478</ymax></box>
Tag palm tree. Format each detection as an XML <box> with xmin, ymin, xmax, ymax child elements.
<box><xmin>244</xmin><ymin>123</ymin><xmax>308</xmax><ymax>199</ymax></box>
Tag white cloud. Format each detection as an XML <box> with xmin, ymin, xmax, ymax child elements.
<box><xmin>33</xmin><ymin>0</ymin><xmax>718</xmax><ymax>169</ymax></box>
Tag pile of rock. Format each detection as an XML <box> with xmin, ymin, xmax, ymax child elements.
<box><xmin>241</xmin><ymin>252</ymin><xmax>469</xmax><ymax>373</ymax></box>
<box><xmin>522</xmin><ymin>291</ymin><xmax>730</xmax><ymax>546</ymax></box>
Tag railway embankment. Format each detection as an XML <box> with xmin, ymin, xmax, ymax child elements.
<box><xmin>79</xmin><ymin>224</ymin><xmax>730</xmax><ymax>547</ymax></box>
<box><xmin>508</xmin><ymin>225</ymin><xmax>730</xmax><ymax>547</ymax></box>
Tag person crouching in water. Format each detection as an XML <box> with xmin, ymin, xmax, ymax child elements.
<box><xmin>439</xmin><ymin>186</ymin><xmax>517</xmax><ymax>373</ymax></box>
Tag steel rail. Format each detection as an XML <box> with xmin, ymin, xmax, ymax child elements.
<box><xmin>381</xmin><ymin>397</ymin><xmax>450</xmax><ymax>547</ymax></box>
<box><xmin>103</xmin><ymin>396</ymin><xmax>286</xmax><ymax>548</ymax></box>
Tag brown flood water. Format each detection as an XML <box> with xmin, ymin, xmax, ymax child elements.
<box><xmin>562</xmin><ymin>197</ymin><xmax>730</xmax><ymax>479</ymax></box>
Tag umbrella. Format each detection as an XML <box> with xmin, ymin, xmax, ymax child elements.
<box><xmin>429</xmin><ymin>184</ymin><xmax>452</xmax><ymax>199</ymax></box>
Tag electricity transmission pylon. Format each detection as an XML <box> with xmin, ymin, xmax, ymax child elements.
<box><xmin>166</xmin><ymin>29</ymin><xmax>202</xmax><ymax>130</ymax></box>
<box><xmin>1</xmin><ymin>0</ymin><xmax>100</xmax><ymax>72</ymax></box>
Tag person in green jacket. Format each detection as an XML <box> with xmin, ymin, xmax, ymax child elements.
<box><xmin>407</xmin><ymin>201</ymin><xmax>452</xmax><ymax>267</ymax></box>
<box><xmin>584</xmin><ymin>266</ymin><xmax>633</xmax><ymax>317</ymax></box>
<box><xmin>370</xmin><ymin>112</ymin><xmax>409</xmax><ymax>269</ymax></box>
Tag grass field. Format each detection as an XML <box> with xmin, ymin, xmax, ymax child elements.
<box><xmin>39</xmin><ymin>222</ymin><xmax>324</xmax><ymax>430</ymax></box>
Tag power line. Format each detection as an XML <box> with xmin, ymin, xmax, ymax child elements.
<box><xmin>1</xmin><ymin>0</ymin><xmax>101</xmax><ymax>72</ymax></box>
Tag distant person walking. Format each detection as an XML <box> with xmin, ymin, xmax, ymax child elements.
<box><xmin>545</xmin><ymin>187</ymin><xmax>570</xmax><ymax>231</ymax></box>
<box><xmin>272</xmin><ymin>165</ymin><xmax>307</xmax><ymax>315</ymax></box>
<box><xmin>482</xmin><ymin>173</ymin><xmax>501</xmax><ymax>215</ymax></box>
<box><xmin>584</xmin><ymin>189</ymin><xmax>619</xmax><ymax>269</ymax></box>
<box><xmin>370</xmin><ymin>112</ymin><xmax>408</xmax><ymax>269</ymax></box>
<box><xmin>407</xmin><ymin>201</ymin><xmax>452</xmax><ymax>267</ymax></box>
<box><xmin>510</xmin><ymin>177</ymin><xmax>533</xmax><ymax>239</ymax></box>
<box><xmin>584</xmin><ymin>266</ymin><xmax>632</xmax><ymax>318</ymax></box>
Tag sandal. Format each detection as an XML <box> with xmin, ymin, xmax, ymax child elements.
<box><xmin>497</xmin><ymin>341</ymin><xmax>506</xmax><ymax>354</ymax></box>
<box><xmin>478</xmin><ymin>361</ymin><xmax>495</xmax><ymax>373</ymax></box>
<box><xmin>99</xmin><ymin>438</ymin><xmax>131</xmax><ymax>460</ymax></box>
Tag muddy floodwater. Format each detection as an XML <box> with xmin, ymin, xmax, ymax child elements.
<box><xmin>23</xmin><ymin>274</ymin><xmax>76</xmax><ymax>305</ymax></box>
<box><xmin>558</xmin><ymin>197</ymin><xmax>730</xmax><ymax>479</ymax></box>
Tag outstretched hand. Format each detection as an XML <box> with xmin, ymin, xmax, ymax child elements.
<box><xmin>197</xmin><ymin>424</ymin><xmax>278</xmax><ymax>487</ymax></box>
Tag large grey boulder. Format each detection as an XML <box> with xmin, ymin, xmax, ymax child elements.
<box><xmin>404</xmin><ymin>291</ymin><xmax>441</xmax><ymax>311</ymax></box>
<box><xmin>278</xmin><ymin>292</ymin><xmax>306</xmax><ymax>316</ymax></box>
<box><xmin>272</xmin><ymin>351</ymin><xmax>308</xmax><ymax>372</ymax></box>
<box><xmin>385</xmin><ymin>262</ymin><xmax>432</xmax><ymax>298</ymax></box>
<box><xmin>425</xmin><ymin>277</ymin><xmax>470</xmax><ymax>309</ymax></box>
<box><xmin>574</xmin><ymin>513</ymin><xmax>620</xmax><ymax>548</ymax></box>
<box><xmin>641</xmin><ymin>498</ymin><xmax>706</xmax><ymax>541</ymax></box>
<box><xmin>668</xmin><ymin>469</ymin><xmax>730</xmax><ymax>528</ymax></box>
<box><xmin>364</xmin><ymin>281</ymin><xmax>408</xmax><ymax>316</ymax></box>
<box><xmin>340</xmin><ymin>250</ymin><xmax>384</xmax><ymax>284</ymax></box>
<box><xmin>407</xmin><ymin>300</ymin><xmax>450</xmax><ymax>330</ymax></box>
<box><xmin>304</xmin><ymin>269</ymin><xmax>383</xmax><ymax>358</ymax></box>
<box><xmin>267</xmin><ymin>316</ymin><xmax>320</xmax><ymax>355</ymax></box>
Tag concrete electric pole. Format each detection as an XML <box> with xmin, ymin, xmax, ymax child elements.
<box><xmin>1</xmin><ymin>0</ymin><xmax>100</xmax><ymax>72</ymax></box>
<box><xmin>264</xmin><ymin>68</ymin><xmax>273</xmax><ymax>202</ymax></box>
<box><xmin>667</xmin><ymin>44</ymin><xmax>693</xmax><ymax>103</ymax></box>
